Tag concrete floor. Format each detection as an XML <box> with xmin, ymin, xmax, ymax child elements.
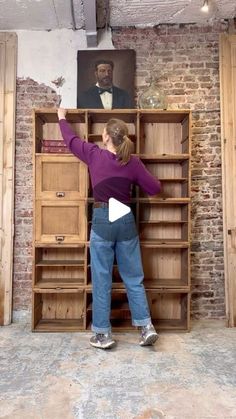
<box><xmin>0</xmin><ymin>320</ymin><xmax>236</xmax><ymax>419</ymax></box>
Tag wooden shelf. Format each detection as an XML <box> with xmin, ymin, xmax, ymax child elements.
<box><xmin>86</xmin><ymin>318</ymin><xmax>188</xmax><ymax>331</ymax></box>
<box><xmin>140</xmin><ymin>240</ymin><xmax>189</xmax><ymax>247</ymax></box>
<box><xmin>138</xmin><ymin>198</ymin><xmax>190</xmax><ymax>204</ymax></box>
<box><xmin>87</xmin><ymin>109</ymin><xmax>138</xmax><ymax>123</ymax></box>
<box><xmin>33</xmin><ymin>319</ymin><xmax>84</xmax><ymax>332</ymax></box>
<box><xmin>144</xmin><ymin>278</ymin><xmax>189</xmax><ymax>288</ymax></box>
<box><xmin>35</xmin><ymin>242</ymin><xmax>88</xmax><ymax>248</ymax></box>
<box><xmin>86</xmin><ymin>281</ymin><xmax>190</xmax><ymax>290</ymax></box>
<box><xmin>36</xmin><ymin>260</ymin><xmax>84</xmax><ymax>266</ymax></box>
<box><xmin>34</xmin><ymin>109</ymin><xmax>86</xmax><ymax>124</ymax></box>
<box><xmin>111</xmin><ymin>282</ymin><xmax>125</xmax><ymax>289</ymax></box>
<box><xmin>139</xmin><ymin>110</ymin><xmax>190</xmax><ymax>123</ymax></box>
<box><xmin>33</xmin><ymin>109</ymin><xmax>191</xmax><ymax>332</ymax></box>
<box><xmin>37</xmin><ymin>152</ymin><xmax>72</xmax><ymax>156</ymax></box>
<box><xmin>34</xmin><ymin>277</ymin><xmax>85</xmax><ymax>288</ymax></box>
<box><xmin>152</xmin><ymin>319</ymin><xmax>188</xmax><ymax>330</ymax></box>
<box><xmin>158</xmin><ymin>178</ymin><xmax>188</xmax><ymax>183</ymax></box>
<box><xmin>139</xmin><ymin>220</ymin><xmax>187</xmax><ymax>224</ymax></box>
<box><xmin>139</xmin><ymin>154</ymin><xmax>190</xmax><ymax>162</ymax></box>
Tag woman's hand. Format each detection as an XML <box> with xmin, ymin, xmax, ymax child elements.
<box><xmin>57</xmin><ymin>108</ymin><xmax>67</xmax><ymax>120</ymax></box>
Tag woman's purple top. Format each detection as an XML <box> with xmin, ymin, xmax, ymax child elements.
<box><xmin>59</xmin><ymin>119</ymin><xmax>161</xmax><ymax>203</ymax></box>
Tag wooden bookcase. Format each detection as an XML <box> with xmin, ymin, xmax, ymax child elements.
<box><xmin>32</xmin><ymin>109</ymin><xmax>191</xmax><ymax>332</ymax></box>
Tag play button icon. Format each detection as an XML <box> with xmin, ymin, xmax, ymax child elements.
<box><xmin>108</xmin><ymin>197</ymin><xmax>131</xmax><ymax>222</ymax></box>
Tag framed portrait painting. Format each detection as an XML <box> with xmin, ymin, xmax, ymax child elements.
<box><xmin>77</xmin><ymin>49</ymin><xmax>136</xmax><ymax>109</ymax></box>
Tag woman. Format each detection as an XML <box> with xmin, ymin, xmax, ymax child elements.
<box><xmin>57</xmin><ymin>108</ymin><xmax>161</xmax><ymax>349</ymax></box>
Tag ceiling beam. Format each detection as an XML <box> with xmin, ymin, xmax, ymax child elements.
<box><xmin>83</xmin><ymin>0</ymin><xmax>97</xmax><ymax>47</ymax></box>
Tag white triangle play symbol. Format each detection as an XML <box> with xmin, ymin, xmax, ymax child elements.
<box><xmin>108</xmin><ymin>198</ymin><xmax>131</xmax><ymax>222</ymax></box>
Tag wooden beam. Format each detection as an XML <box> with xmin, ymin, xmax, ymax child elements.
<box><xmin>0</xmin><ymin>32</ymin><xmax>17</xmax><ymax>325</ymax></box>
<box><xmin>219</xmin><ymin>34</ymin><xmax>236</xmax><ymax>327</ymax></box>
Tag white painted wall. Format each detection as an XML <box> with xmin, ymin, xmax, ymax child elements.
<box><xmin>16</xmin><ymin>28</ymin><xmax>114</xmax><ymax>107</ymax></box>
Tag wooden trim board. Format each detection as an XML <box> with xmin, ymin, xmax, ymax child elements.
<box><xmin>219</xmin><ymin>34</ymin><xmax>236</xmax><ymax>326</ymax></box>
<box><xmin>0</xmin><ymin>32</ymin><xmax>17</xmax><ymax>325</ymax></box>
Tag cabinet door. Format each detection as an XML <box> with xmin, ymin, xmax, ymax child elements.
<box><xmin>35</xmin><ymin>201</ymin><xmax>86</xmax><ymax>244</ymax></box>
<box><xmin>35</xmin><ymin>155</ymin><xmax>87</xmax><ymax>200</ymax></box>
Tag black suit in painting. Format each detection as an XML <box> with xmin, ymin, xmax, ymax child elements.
<box><xmin>77</xmin><ymin>85</ymin><xmax>133</xmax><ymax>109</ymax></box>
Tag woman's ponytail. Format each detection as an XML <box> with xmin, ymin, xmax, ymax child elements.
<box><xmin>116</xmin><ymin>134</ymin><xmax>134</xmax><ymax>165</ymax></box>
<box><xmin>105</xmin><ymin>119</ymin><xmax>134</xmax><ymax>165</ymax></box>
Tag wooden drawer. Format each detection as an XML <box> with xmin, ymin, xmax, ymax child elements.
<box><xmin>35</xmin><ymin>200</ymin><xmax>86</xmax><ymax>244</ymax></box>
<box><xmin>35</xmin><ymin>155</ymin><xmax>87</xmax><ymax>199</ymax></box>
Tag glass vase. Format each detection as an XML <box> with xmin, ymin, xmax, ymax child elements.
<box><xmin>139</xmin><ymin>80</ymin><xmax>166</xmax><ymax>109</ymax></box>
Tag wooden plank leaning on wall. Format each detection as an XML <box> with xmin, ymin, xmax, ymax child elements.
<box><xmin>0</xmin><ymin>33</ymin><xmax>17</xmax><ymax>325</ymax></box>
<box><xmin>219</xmin><ymin>34</ymin><xmax>236</xmax><ymax>327</ymax></box>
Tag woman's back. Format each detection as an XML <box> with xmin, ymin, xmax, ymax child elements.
<box><xmin>59</xmin><ymin>119</ymin><xmax>161</xmax><ymax>203</ymax></box>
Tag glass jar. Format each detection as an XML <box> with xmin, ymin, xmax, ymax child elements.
<box><xmin>139</xmin><ymin>80</ymin><xmax>166</xmax><ymax>109</ymax></box>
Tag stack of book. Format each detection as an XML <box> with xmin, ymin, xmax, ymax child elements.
<box><xmin>41</xmin><ymin>139</ymin><xmax>70</xmax><ymax>153</ymax></box>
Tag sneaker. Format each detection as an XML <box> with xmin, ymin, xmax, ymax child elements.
<box><xmin>139</xmin><ymin>324</ymin><xmax>159</xmax><ymax>346</ymax></box>
<box><xmin>90</xmin><ymin>333</ymin><xmax>116</xmax><ymax>349</ymax></box>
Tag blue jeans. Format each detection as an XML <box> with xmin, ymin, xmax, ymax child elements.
<box><xmin>90</xmin><ymin>207</ymin><xmax>151</xmax><ymax>334</ymax></box>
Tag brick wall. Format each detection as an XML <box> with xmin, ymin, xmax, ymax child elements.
<box><xmin>14</xmin><ymin>21</ymin><xmax>228</xmax><ymax>319</ymax></box>
<box><xmin>112</xmin><ymin>21</ymin><xmax>228</xmax><ymax>319</ymax></box>
<box><xmin>13</xmin><ymin>78</ymin><xmax>59</xmax><ymax>310</ymax></box>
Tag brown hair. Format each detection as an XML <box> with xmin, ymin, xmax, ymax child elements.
<box><xmin>105</xmin><ymin>118</ymin><xmax>134</xmax><ymax>165</ymax></box>
<box><xmin>94</xmin><ymin>59</ymin><xmax>114</xmax><ymax>70</ymax></box>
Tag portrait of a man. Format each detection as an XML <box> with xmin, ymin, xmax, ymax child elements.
<box><xmin>77</xmin><ymin>50</ymin><xmax>135</xmax><ymax>109</ymax></box>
